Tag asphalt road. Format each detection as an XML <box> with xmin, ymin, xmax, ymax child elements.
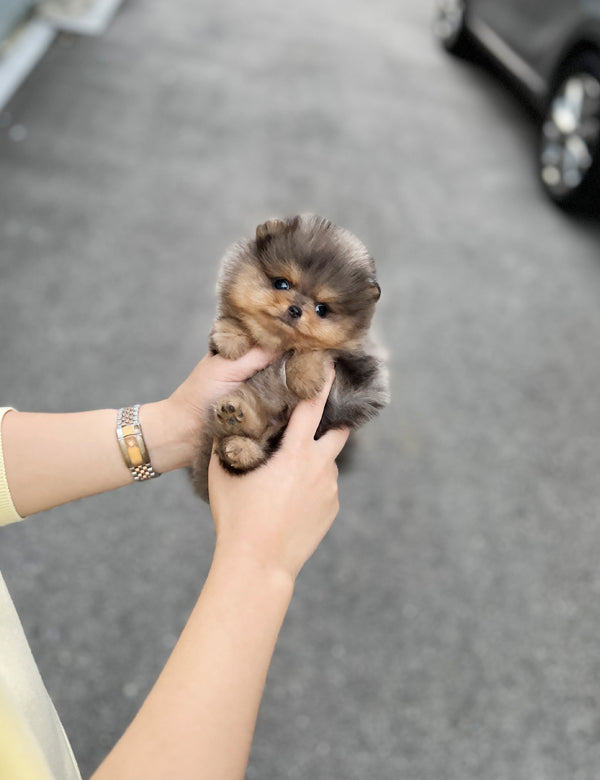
<box><xmin>2</xmin><ymin>1</ymin><xmax>600</xmax><ymax>778</ymax></box>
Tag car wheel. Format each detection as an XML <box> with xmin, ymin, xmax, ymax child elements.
<box><xmin>539</xmin><ymin>51</ymin><xmax>600</xmax><ymax>214</ymax></box>
<box><xmin>432</xmin><ymin>0</ymin><xmax>472</xmax><ymax>57</ymax></box>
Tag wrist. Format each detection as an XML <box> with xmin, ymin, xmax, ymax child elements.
<box><xmin>212</xmin><ymin>542</ymin><xmax>296</xmax><ymax>600</ymax></box>
<box><xmin>138</xmin><ymin>399</ymin><xmax>197</xmax><ymax>474</ymax></box>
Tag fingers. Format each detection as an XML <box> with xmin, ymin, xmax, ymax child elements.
<box><xmin>281</xmin><ymin>366</ymin><xmax>349</xmax><ymax>461</ymax></box>
<box><xmin>315</xmin><ymin>425</ymin><xmax>350</xmax><ymax>461</ymax></box>
<box><xmin>208</xmin><ymin>445</ymin><xmax>224</xmax><ymax>483</ymax></box>
<box><xmin>283</xmin><ymin>366</ymin><xmax>336</xmax><ymax>445</ymax></box>
<box><xmin>208</xmin><ymin>347</ymin><xmax>275</xmax><ymax>382</ymax></box>
<box><xmin>235</xmin><ymin>347</ymin><xmax>276</xmax><ymax>376</ymax></box>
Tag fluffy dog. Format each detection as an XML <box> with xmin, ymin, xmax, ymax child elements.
<box><xmin>192</xmin><ymin>214</ymin><xmax>389</xmax><ymax>501</ymax></box>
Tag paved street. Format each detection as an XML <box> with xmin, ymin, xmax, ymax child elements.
<box><xmin>2</xmin><ymin>1</ymin><xmax>600</xmax><ymax>777</ymax></box>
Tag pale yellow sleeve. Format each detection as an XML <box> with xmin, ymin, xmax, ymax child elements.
<box><xmin>0</xmin><ymin>407</ymin><xmax>24</xmax><ymax>526</ymax></box>
<box><xmin>0</xmin><ymin>572</ymin><xmax>82</xmax><ymax>779</ymax></box>
<box><xmin>0</xmin><ymin>679</ymin><xmax>56</xmax><ymax>780</ymax></box>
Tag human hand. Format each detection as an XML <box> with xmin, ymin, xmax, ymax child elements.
<box><xmin>141</xmin><ymin>349</ymin><xmax>274</xmax><ymax>473</ymax></box>
<box><xmin>208</xmin><ymin>369</ymin><xmax>350</xmax><ymax>584</ymax></box>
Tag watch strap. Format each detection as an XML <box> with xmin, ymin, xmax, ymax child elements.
<box><xmin>116</xmin><ymin>405</ymin><xmax>160</xmax><ymax>481</ymax></box>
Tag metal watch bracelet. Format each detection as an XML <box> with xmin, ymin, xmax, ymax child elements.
<box><xmin>116</xmin><ymin>404</ymin><xmax>160</xmax><ymax>481</ymax></box>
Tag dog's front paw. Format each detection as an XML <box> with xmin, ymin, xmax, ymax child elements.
<box><xmin>219</xmin><ymin>435</ymin><xmax>265</xmax><ymax>472</ymax></box>
<box><xmin>210</xmin><ymin>318</ymin><xmax>253</xmax><ymax>360</ymax></box>
<box><xmin>285</xmin><ymin>351</ymin><xmax>329</xmax><ymax>399</ymax></box>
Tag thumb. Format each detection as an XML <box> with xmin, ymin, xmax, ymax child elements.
<box><xmin>281</xmin><ymin>366</ymin><xmax>336</xmax><ymax>448</ymax></box>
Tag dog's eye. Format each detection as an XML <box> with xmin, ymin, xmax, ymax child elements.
<box><xmin>315</xmin><ymin>303</ymin><xmax>329</xmax><ymax>318</ymax></box>
<box><xmin>273</xmin><ymin>278</ymin><xmax>291</xmax><ymax>291</ymax></box>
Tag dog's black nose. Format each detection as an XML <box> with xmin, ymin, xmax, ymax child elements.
<box><xmin>288</xmin><ymin>305</ymin><xmax>302</xmax><ymax>319</ymax></box>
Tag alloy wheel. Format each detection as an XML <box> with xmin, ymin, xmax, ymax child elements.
<box><xmin>540</xmin><ymin>72</ymin><xmax>600</xmax><ymax>201</ymax></box>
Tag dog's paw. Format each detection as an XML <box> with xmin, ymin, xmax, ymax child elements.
<box><xmin>285</xmin><ymin>352</ymin><xmax>329</xmax><ymax>399</ymax></box>
<box><xmin>215</xmin><ymin>396</ymin><xmax>245</xmax><ymax>430</ymax></box>
<box><xmin>219</xmin><ymin>435</ymin><xmax>265</xmax><ymax>472</ymax></box>
<box><xmin>210</xmin><ymin>319</ymin><xmax>252</xmax><ymax>360</ymax></box>
<box><xmin>214</xmin><ymin>391</ymin><xmax>266</xmax><ymax>438</ymax></box>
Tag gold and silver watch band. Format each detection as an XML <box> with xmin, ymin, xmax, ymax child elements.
<box><xmin>116</xmin><ymin>405</ymin><xmax>160</xmax><ymax>481</ymax></box>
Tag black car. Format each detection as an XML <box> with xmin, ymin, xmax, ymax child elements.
<box><xmin>434</xmin><ymin>0</ymin><xmax>600</xmax><ymax>214</ymax></box>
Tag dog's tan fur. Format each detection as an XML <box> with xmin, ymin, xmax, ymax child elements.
<box><xmin>192</xmin><ymin>214</ymin><xmax>389</xmax><ymax>501</ymax></box>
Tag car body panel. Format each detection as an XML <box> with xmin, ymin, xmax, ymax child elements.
<box><xmin>465</xmin><ymin>0</ymin><xmax>600</xmax><ymax>108</ymax></box>
<box><xmin>437</xmin><ymin>0</ymin><xmax>600</xmax><ymax>210</ymax></box>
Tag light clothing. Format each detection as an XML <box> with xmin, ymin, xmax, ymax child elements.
<box><xmin>0</xmin><ymin>407</ymin><xmax>82</xmax><ymax>780</ymax></box>
<box><xmin>0</xmin><ymin>407</ymin><xmax>22</xmax><ymax>526</ymax></box>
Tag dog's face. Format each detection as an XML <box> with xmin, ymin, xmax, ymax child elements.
<box><xmin>220</xmin><ymin>215</ymin><xmax>381</xmax><ymax>352</ymax></box>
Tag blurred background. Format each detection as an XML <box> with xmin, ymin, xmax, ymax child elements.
<box><xmin>2</xmin><ymin>1</ymin><xmax>600</xmax><ymax>778</ymax></box>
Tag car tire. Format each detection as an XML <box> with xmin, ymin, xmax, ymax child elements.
<box><xmin>432</xmin><ymin>0</ymin><xmax>473</xmax><ymax>58</ymax></box>
<box><xmin>539</xmin><ymin>51</ymin><xmax>600</xmax><ymax>215</ymax></box>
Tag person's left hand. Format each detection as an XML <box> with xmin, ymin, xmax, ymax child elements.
<box><xmin>141</xmin><ymin>349</ymin><xmax>274</xmax><ymax>473</ymax></box>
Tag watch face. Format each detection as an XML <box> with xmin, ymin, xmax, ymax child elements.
<box><xmin>117</xmin><ymin>406</ymin><xmax>157</xmax><ymax>479</ymax></box>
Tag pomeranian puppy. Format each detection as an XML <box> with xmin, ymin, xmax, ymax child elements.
<box><xmin>192</xmin><ymin>214</ymin><xmax>389</xmax><ymax>501</ymax></box>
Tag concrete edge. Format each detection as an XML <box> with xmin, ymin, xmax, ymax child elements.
<box><xmin>0</xmin><ymin>0</ymin><xmax>124</xmax><ymax>112</ymax></box>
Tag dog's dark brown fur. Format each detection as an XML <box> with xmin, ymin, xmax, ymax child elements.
<box><xmin>192</xmin><ymin>214</ymin><xmax>389</xmax><ymax>501</ymax></box>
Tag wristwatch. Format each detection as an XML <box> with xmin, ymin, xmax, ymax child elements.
<box><xmin>116</xmin><ymin>405</ymin><xmax>160</xmax><ymax>481</ymax></box>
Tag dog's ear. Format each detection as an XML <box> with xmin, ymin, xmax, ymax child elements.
<box><xmin>369</xmin><ymin>279</ymin><xmax>381</xmax><ymax>301</ymax></box>
<box><xmin>256</xmin><ymin>218</ymin><xmax>287</xmax><ymax>247</ymax></box>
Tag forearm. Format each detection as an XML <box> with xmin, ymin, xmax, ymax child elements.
<box><xmin>92</xmin><ymin>552</ymin><xmax>294</xmax><ymax>780</ymax></box>
<box><xmin>1</xmin><ymin>401</ymin><xmax>193</xmax><ymax>517</ymax></box>
<box><xmin>1</xmin><ymin>351</ymin><xmax>274</xmax><ymax>518</ymax></box>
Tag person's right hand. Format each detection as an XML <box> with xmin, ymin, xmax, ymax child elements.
<box><xmin>208</xmin><ymin>368</ymin><xmax>349</xmax><ymax>584</ymax></box>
